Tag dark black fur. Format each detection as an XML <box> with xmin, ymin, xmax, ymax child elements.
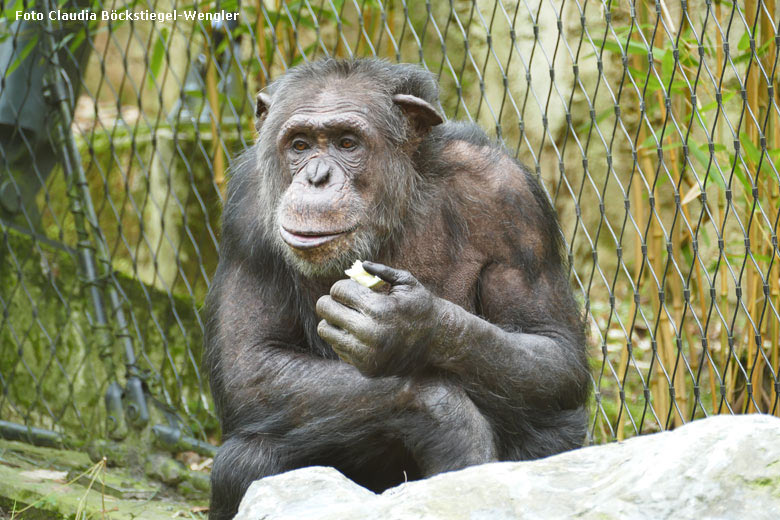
<box><xmin>204</xmin><ymin>59</ymin><xmax>590</xmax><ymax>520</ymax></box>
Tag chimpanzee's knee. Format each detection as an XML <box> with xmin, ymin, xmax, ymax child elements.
<box><xmin>402</xmin><ymin>381</ymin><xmax>498</xmax><ymax>476</ymax></box>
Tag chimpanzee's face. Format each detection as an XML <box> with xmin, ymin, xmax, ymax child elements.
<box><xmin>274</xmin><ymin>91</ymin><xmax>382</xmax><ymax>278</ymax></box>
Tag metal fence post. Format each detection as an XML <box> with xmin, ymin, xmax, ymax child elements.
<box><xmin>39</xmin><ymin>1</ymin><xmax>149</xmax><ymax>437</ymax></box>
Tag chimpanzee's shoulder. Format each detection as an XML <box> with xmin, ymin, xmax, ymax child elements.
<box><xmin>436</xmin><ymin>120</ymin><xmax>494</xmax><ymax>148</ymax></box>
<box><xmin>430</xmin><ymin>122</ymin><xmax>564</xmax><ymax>270</ymax></box>
<box><xmin>430</xmin><ymin>121</ymin><xmax>534</xmax><ymax>199</ymax></box>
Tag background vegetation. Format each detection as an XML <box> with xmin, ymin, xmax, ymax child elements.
<box><xmin>0</xmin><ymin>0</ymin><xmax>778</xmax><ymax>448</ymax></box>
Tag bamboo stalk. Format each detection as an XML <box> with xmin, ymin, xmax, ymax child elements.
<box><xmin>651</xmin><ymin>214</ymin><xmax>671</xmax><ymax>427</ymax></box>
<box><xmin>273</xmin><ymin>0</ymin><xmax>287</xmax><ymax>64</ymax></box>
<box><xmin>649</xmin><ymin>83</ymin><xmax>683</xmax><ymax>427</ymax></box>
<box><xmin>713</xmin><ymin>0</ymin><xmax>733</xmax><ymax>414</ymax></box>
<box><xmin>616</xmin><ymin>6</ymin><xmax>652</xmax><ymax>440</ymax></box>
<box><xmin>675</xmin><ymin>3</ymin><xmax>697</xmax><ymax>421</ymax></box>
<box><xmin>332</xmin><ymin>0</ymin><xmax>344</xmax><ymax>57</ymax></box>
<box><xmin>745</xmin><ymin>0</ymin><xmax>762</xmax><ymax>414</ymax></box>
<box><xmin>674</xmin><ymin>49</ymin><xmax>719</xmax><ymax>411</ymax></box>
<box><xmin>665</xmin><ymin>98</ymin><xmax>690</xmax><ymax>426</ymax></box>
<box><xmin>750</xmin><ymin>0</ymin><xmax>778</xmax><ymax>416</ymax></box>
<box><xmin>386</xmin><ymin>0</ymin><xmax>397</xmax><ymax>59</ymax></box>
<box><xmin>637</xmin><ymin>0</ymin><xmax>672</xmax><ymax>430</ymax></box>
<box><xmin>286</xmin><ymin>16</ymin><xmax>296</xmax><ymax>64</ymax></box>
<box><xmin>256</xmin><ymin>0</ymin><xmax>268</xmax><ymax>88</ymax></box>
<box><xmin>663</xmin><ymin>0</ymin><xmax>708</xmax><ymax>419</ymax></box>
<box><xmin>682</xmin><ymin>200</ymin><xmax>716</xmax><ymax>413</ymax></box>
<box><xmin>649</xmin><ymin>137</ymin><xmax>673</xmax><ymax>427</ymax></box>
<box><xmin>653</xmin><ymin>0</ymin><xmax>690</xmax><ymax>427</ymax></box>
<box><xmin>361</xmin><ymin>5</ymin><xmax>373</xmax><ymax>55</ymax></box>
<box><xmin>616</xmin><ymin>158</ymin><xmax>646</xmax><ymax>440</ymax></box>
<box><xmin>637</xmin><ymin>136</ymin><xmax>665</xmax><ymax>431</ymax></box>
<box><xmin>628</xmin><ymin>0</ymin><xmax>659</xmax><ymax>430</ymax></box>
<box><xmin>205</xmin><ymin>29</ymin><xmax>225</xmax><ymax>196</ymax></box>
<box><xmin>772</xmin><ymin>223</ymin><xmax>780</xmax><ymax>415</ymax></box>
<box><xmin>767</xmin><ymin>0</ymin><xmax>780</xmax><ymax>417</ymax></box>
<box><xmin>773</xmin><ymin>85</ymin><xmax>780</xmax><ymax>417</ymax></box>
<box><xmin>615</xmin><ymin>212</ymin><xmax>644</xmax><ymax>439</ymax></box>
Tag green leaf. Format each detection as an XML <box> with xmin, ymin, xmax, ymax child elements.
<box><xmin>147</xmin><ymin>27</ymin><xmax>169</xmax><ymax>90</ymax></box>
<box><xmin>691</xmin><ymin>143</ymin><xmax>726</xmax><ymax>191</ymax></box>
<box><xmin>219</xmin><ymin>0</ymin><xmax>240</xmax><ymax>10</ymax></box>
<box><xmin>640</xmin><ymin>134</ymin><xmax>659</xmax><ymax>149</ymax></box>
<box><xmin>727</xmin><ymin>252</ymin><xmax>772</xmax><ymax>263</ymax></box>
<box><xmin>662</xmin><ymin>46</ymin><xmax>674</xmax><ymax>79</ymax></box>
<box><xmin>630</xmin><ymin>66</ymin><xmax>661</xmax><ymax>92</ymax></box>
<box><xmin>738</xmin><ymin>31</ymin><xmax>750</xmax><ymax>52</ymax></box>
<box><xmin>739</xmin><ymin>132</ymin><xmax>778</xmax><ymax>178</ymax></box>
<box><xmin>739</xmin><ymin>132</ymin><xmax>762</xmax><ymax>166</ymax></box>
<box><xmin>0</xmin><ymin>0</ymin><xmax>29</xmax><ymax>19</ymax></box>
<box><xmin>214</xmin><ymin>36</ymin><xmax>231</xmax><ymax>55</ymax></box>
<box><xmin>669</xmin><ymin>79</ymin><xmax>689</xmax><ymax>94</ymax></box>
<box><xmin>592</xmin><ymin>37</ymin><xmax>661</xmax><ymax>60</ymax></box>
<box><xmin>699</xmin><ymin>91</ymin><xmax>736</xmax><ymax>112</ymax></box>
<box><xmin>4</xmin><ymin>36</ymin><xmax>37</xmax><ymax>78</ymax></box>
<box><xmin>69</xmin><ymin>28</ymin><xmax>87</xmax><ymax>54</ymax></box>
<box><xmin>730</xmin><ymin>163</ymin><xmax>753</xmax><ymax>194</ymax></box>
<box><xmin>575</xmin><ymin>107</ymin><xmax>613</xmax><ymax>134</ymax></box>
<box><xmin>180</xmin><ymin>0</ymin><xmax>240</xmax><ymax>10</ymax></box>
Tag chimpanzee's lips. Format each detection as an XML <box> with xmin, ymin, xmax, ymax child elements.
<box><xmin>280</xmin><ymin>226</ymin><xmax>356</xmax><ymax>250</ymax></box>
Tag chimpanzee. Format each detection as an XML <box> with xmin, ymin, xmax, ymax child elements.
<box><xmin>204</xmin><ymin>58</ymin><xmax>590</xmax><ymax>520</ymax></box>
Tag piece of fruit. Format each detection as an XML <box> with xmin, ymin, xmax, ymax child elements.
<box><xmin>345</xmin><ymin>260</ymin><xmax>385</xmax><ymax>288</ymax></box>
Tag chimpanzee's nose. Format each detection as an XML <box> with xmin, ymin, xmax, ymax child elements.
<box><xmin>305</xmin><ymin>159</ymin><xmax>331</xmax><ymax>187</ymax></box>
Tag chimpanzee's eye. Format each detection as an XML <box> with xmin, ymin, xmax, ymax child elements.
<box><xmin>340</xmin><ymin>138</ymin><xmax>357</xmax><ymax>150</ymax></box>
<box><xmin>292</xmin><ymin>140</ymin><xmax>309</xmax><ymax>152</ymax></box>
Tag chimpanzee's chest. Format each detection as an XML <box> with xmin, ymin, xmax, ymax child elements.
<box><xmin>390</xmin><ymin>218</ymin><xmax>486</xmax><ymax>315</ymax></box>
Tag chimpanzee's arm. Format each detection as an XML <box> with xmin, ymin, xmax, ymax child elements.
<box><xmin>434</xmin><ymin>262</ymin><xmax>590</xmax><ymax>413</ymax></box>
<box><xmin>317</xmin><ymin>260</ymin><xmax>589</xmax><ymax>415</ymax></box>
<box><xmin>205</xmin><ymin>259</ymin><xmax>409</xmax><ymax>441</ymax></box>
<box><xmin>206</xmin><ymin>259</ymin><xmax>499</xmax><ymax>520</ymax></box>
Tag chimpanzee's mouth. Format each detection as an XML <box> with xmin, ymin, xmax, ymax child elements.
<box><xmin>280</xmin><ymin>226</ymin><xmax>357</xmax><ymax>250</ymax></box>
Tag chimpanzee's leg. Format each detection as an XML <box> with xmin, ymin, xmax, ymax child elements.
<box><xmin>209</xmin><ymin>435</ymin><xmax>287</xmax><ymax>520</ymax></box>
<box><xmin>399</xmin><ymin>381</ymin><xmax>498</xmax><ymax>476</ymax></box>
<box><xmin>209</xmin><ymin>430</ymin><xmax>421</xmax><ymax>519</ymax></box>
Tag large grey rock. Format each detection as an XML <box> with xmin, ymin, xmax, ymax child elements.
<box><xmin>234</xmin><ymin>415</ymin><xmax>780</xmax><ymax>520</ymax></box>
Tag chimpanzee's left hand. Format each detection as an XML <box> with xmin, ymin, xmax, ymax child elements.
<box><xmin>316</xmin><ymin>261</ymin><xmax>445</xmax><ymax>377</ymax></box>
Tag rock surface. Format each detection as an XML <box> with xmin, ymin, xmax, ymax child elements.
<box><xmin>234</xmin><ymin>415</ymin><xmax>780</xmax><ymax>520</ymax></box>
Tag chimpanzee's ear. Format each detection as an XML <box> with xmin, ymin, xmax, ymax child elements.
<box><xmin>255</xmin><ymin>92</ymin><xmax>272</xmax><ymax>131</ymax></box>
<box><xmin>392</xmin><ymin>94</ymin><xmax>443</xmax><ymax>137</ymax></box>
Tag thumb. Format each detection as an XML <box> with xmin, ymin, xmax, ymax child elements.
<box><xmin>361</xmin><ymin>262</ymin><xmax>419</xmax><ymax>286</ymax></box>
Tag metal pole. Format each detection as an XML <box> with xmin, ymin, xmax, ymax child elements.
<box><xmin>40</xmin><ymin>1</ymin><xmax>149</xmax><ymax>433</ymax></box>
<box><xmin>0</xmin><ymin>420</ymin><xmax>63</xmax><ymax>448</ymax></box>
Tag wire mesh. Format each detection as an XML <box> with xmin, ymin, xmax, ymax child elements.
<box><xmin>0</xmin><ymin>0</ymin><xmax>778</xmax><ymax>448</ymax></box>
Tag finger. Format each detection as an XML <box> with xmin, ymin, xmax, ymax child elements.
<box><xmin>329</xmin><ymin>279</ymin><xmax>380</xmax><ymax>314</ymax></box>
<box><xmin>315</xmin><ymin>296</ymin><xmax>374</xmax><ymax>341</ymax></box>
<box><xmin>361</xmin><ymin>261</ymin><xmax>418</xmax><ymax>286</ymax></box>
<box><xmin>317</xmin><ymin>319</ymin><xmax>370</xmax><ymax>367</ymax></box>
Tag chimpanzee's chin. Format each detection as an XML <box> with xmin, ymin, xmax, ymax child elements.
<box><xmin>292</xmin><ymin>228</ymin><xmax>373</xmax><ymax>275</ymax></box>
<box><xmin>283</xmin><ymin>247</ymin><xmax>347</xmax><ymax>279</ymax></box>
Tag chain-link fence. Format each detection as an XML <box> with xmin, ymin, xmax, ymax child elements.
<box><xmin>1</xmin><ymin>0</ymin><xmax>778</xmax><ymax>455</ymax></box>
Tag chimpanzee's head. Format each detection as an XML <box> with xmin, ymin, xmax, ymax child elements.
<box><xmin>253</xmin><ymin>59</ymin><xmax>443</xmax><ymax>278</ymax></box>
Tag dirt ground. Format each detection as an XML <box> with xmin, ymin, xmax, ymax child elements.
<box><xmin>0</xmin><ymin>439</ymin><xmax>209</xmax><ymax>519</ymax></box>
